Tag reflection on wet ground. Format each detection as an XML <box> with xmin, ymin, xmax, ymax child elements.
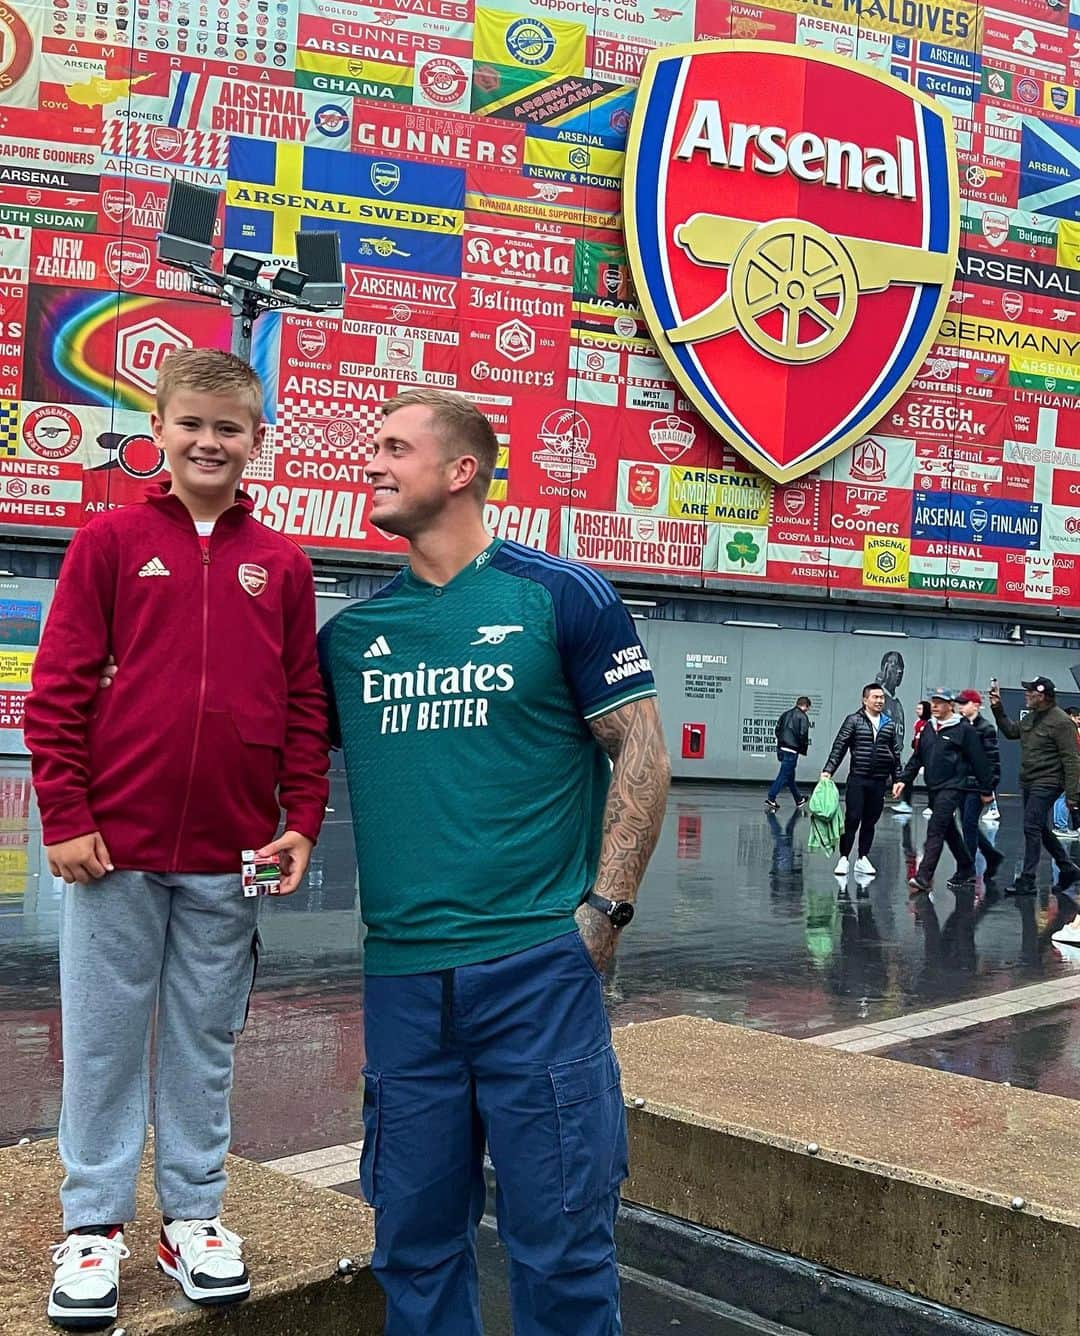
<box><xmin>885</xmin><ymin>1004</ymin><xmax>1080</xmax><ymax>1100</ymax></box>
<box><xmin>2</xmin><ymin>767</ymin><xmax>1079</xmax><ymax>1156</ymax></box>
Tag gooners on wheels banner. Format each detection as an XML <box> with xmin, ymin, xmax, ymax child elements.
<box><xmin>624</xmin><ymin>43</ymin><xmax>960</xmax><ymax>485</ymax></box>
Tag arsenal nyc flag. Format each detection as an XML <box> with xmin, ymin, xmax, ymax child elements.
<box><xmin>625</xmin><ymin>43</ymin><xmax>959</xmax><ymax>484</ymax></box>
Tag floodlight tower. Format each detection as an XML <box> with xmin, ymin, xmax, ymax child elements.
<box><xmin>155</xmin><ymin>179</ymin><xmax>344</xmax><ymax>361</ymax></box>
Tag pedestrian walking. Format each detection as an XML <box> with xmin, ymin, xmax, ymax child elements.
<box><xmin>821</xmin><ymin>683</ymin><xmax>902</xmax><ymax>879</ymax></box>
<box><xmin>955</xmin><ymin>689</ymin><xmax>1005</xmax><ymax>879</ymax></box>
<box><xmin>990</xmin><ymin>676</ymin><xmax>1080</xmax><ymax>896</ymax></box>
<box><xmin>765</xmin><ymin>696</ymin><xmax>811</xmax><ymax>812</ymax></box>
<box><xmin>23</xmin><ymin>350</ymin><xmax>330</xmax><ymax>1327</ymax></box>
<box><xmin>896</xmin><ymin>690</ymin><xmax>994</xmax><ymax>895</ymax></box>
<box><xmin>318</xmin><ymin>388</ymin><xmax>670</xmax><ymax>1334</ymax></box>
<box><xmin>893</xmin><ymin>699</ymin><xmax>930</xmax><ymax>814</ymax></box>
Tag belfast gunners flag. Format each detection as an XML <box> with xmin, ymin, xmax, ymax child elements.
<box><xmin>624</xmin><ymin>43</ymin><xmax>959</xmax><ymax>484</ymax></box>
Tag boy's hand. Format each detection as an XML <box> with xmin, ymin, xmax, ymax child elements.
<box><xmin>255</xmin><ymin>830</ymin><xmax>313</xmax><ymax>895</ymax></box>
<box><xmin>47</xmin><ymin>833</ymin><xmax>114</xmax><ymax>884</ymax></box>
<box><xmin>99</xmin><ymin>654</ymin><xmax>117</xmax><ymax>689</ymax></box>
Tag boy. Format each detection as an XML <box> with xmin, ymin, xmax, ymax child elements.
<box><xmin>24</xmin><ymin>349</ymin><xmax>329</xmax><ymax>1328</ymax></box>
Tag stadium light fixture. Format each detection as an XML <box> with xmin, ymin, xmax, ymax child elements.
<box><xmin>851</xmin><ymin>629</ymin><xmax>908</xmax><ymax>638</ymax></box>
<box><xmin>156</xmin><ymin>179</ymin><xmax>344</xmax><ymax>360</ymax></box>
<box><xmin>723</xmin><ymin>619</ymin><xmax>780</xmax><ymax>629</ymax></box>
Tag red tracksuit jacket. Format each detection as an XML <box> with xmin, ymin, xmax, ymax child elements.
<box><xmin>24</xmin><ymin>486</ymin><xmax>330</xmax><ymax>873</ymax></box>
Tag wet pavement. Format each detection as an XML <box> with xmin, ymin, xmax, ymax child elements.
<box><xmin>2</xmin><ymin>766</ymin><xmax>1080</xmax><ymax>1157</ymax></box>
<box><xmin>884</xmin><ymin>1003</ymin><xmax>1080</xmax><ymax>1099</ymax></box>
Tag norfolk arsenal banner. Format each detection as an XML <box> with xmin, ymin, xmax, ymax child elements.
<box><xmin>0</xmin><ymin>0</ymin><xmax>1079</xmax><ymax>614</ymax></box>
<box><xmin>624</xmin><ymin>43</ymin><xmax>960</xmax><ymax>483</ymax></box>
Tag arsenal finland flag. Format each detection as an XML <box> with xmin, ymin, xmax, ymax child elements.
<box><xmin>625</xmin><ymin>42</ymin><xmax>959</xmax><ymax>484</ymax></box>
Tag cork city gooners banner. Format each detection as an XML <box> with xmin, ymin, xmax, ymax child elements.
<box><xmin>625</xmin><ymin>43</ymin><xmax>961</xmax><ymax>484</ymax></box>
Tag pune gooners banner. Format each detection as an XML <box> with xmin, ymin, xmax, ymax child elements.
<box><xmin>624</xmin><ymin>42</ymin><xmax>960</xmax><ymax>484</ymax></box>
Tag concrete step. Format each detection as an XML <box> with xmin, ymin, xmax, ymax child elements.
<box><xmin>0</xmin><ymin>1139</ymin><xmax>382</xmax><ymax>1334</ymax></box>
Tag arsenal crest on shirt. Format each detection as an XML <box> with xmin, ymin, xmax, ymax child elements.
<box><xmin>625</xmin><ymin>42</ymin><xmax>960</xmax><ymax>484</ymax></box>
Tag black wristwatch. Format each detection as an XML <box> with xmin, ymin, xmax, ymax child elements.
<box><xmin>585</xmin><ymin>891</ymin><xmax>635</xmax><ymax>929</ymax></box>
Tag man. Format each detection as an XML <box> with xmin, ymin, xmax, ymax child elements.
<box><xmin>991</xmin><ymin>676</ymin><xmax>1080</xmax><ymax>896</ymax></box>
<box><xmin>318</xmin><ymin>389</ymin><xmax>670</xmax><ymax>1334</ymax></box>
<box><xmin>895</xmin><ymin>690</ymin><xmax>994</xmax><ymax>895</ymax></box>
<box><xmin>821</xmin><ymin>683</ymin><xmax>902</xmax><ymax>879</ymax></box>
<box><xmin>765</xmin><ymin>695</ymin><xmax>811</xmax><ymax>813</ymax></box>
<box><xmin>956</xmin><ymin>689</ymin><xmax>1004</xmax><ymax>880</ymax></box>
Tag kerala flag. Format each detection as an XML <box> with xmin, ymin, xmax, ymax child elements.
<box><xmin>226</xmin><ymin>139</ymin><xmax>465</xmax><ymax>276</ymax></box>
<box><xmin>473</xmin><ymin>9</ymin><xmax>586</xmax><ymax>111</ymax></box>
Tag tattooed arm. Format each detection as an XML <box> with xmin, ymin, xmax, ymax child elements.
<box><xmin>575</xmin><ymin>696</ymin><xmax>671</xmax><ymax>972</ymax></box>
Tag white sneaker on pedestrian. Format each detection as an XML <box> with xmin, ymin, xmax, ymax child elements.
<box><xmin>892</xmin><ymin>801</ymin><xmax>913</xmax><ymax>814</ymax></box>
<box><xmin>1052</xmin><ymin>918</ymin><xmax>1080</xmax><ymax>945</ymax></box>
<box><xmin>854</xmin><ymin>857</ymin><xmax>876</xmax><ymax>876</ymax></box>
<box><xmin>922</xmin><ymin>808</ymin><xmax>933</xmax><ymax>819</ymax></box>
<box><xmin>1058</xmin><ymin>829</ymin><xmax>1080</xmax><ymax>840</ymax></box>
<box><xmin>48</xmin><ymin>1229</ymin><xmax>128</xmax><ymax>1328</ymax></box>
<box><xmin>158</xmin><ymin>1218</ymin><xmax>250</xmax><ymax>1304</ymax></box>
<box><xmin>834</xmin><ymin>855</ymin><xmax>850</xmax><ymax>876</ymax></box>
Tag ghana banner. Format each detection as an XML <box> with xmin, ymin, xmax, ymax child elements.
<box><xmin>0</xmin><ymin>0</ymin><xmax>1078</xmax><ymax>607</ymax></box>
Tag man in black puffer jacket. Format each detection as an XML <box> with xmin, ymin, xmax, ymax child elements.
<box><xmin>822</xmin><ymin>683</ymin><xmax>902</xmax><ymax>879</ymax></box>
<box><xmin>765</xmin><ymin>696</ymin><xmax>811</xmax><ymax>812</ymax></box>
<box><xmin>895</xmin><ymin>689</ymin><xmax>994</xmax><ymax>894</ymax></box>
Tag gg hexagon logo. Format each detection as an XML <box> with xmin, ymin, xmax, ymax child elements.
<box><xmin>625</xmin><ymin>42</ymin><xmax>959</xmax><ymax>483</ymax></box>
<box><xmin>119</xmin><ymin>318</ymin><xmax>190</xmax><ymax>394</ymax></box>
<box><xmin>495</xmin><ymin>318</ymin><xmax>535</xmax><ymax>363</ymax></box>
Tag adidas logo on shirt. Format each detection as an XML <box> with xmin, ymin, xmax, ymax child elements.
<box><xmin>364</xmin><ymin>635</ymin><xmax>391</xmax><ymax>658</ymax></box>
<box><xmin>137</xmin><ymin>557</ymin><xmax>170</xmax><ymax>578</ymax></box>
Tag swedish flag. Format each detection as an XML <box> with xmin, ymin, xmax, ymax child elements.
<box><xmin>226</xmin><ymin>139</ymin><xmax>465</xmax><ymax>276</ymax></box>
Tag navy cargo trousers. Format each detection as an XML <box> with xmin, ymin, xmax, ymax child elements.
<box><xmin>360</xmin><ymin>930</ymin><xmax>628</xmax><ymax>1335</ymax></box>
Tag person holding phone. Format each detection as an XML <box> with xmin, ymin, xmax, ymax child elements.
<box><xmin>989</xmin><ymin>676</ymin><xmax>1080</xmax><ymax>896</ymax></box>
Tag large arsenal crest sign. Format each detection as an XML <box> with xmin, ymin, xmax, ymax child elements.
<box><xmin>625</xmin><ymin>43</ymin><xmax>959</xmax><ymax>484</ymax></box>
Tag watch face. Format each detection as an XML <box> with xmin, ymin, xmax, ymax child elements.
<box><xmin>610</xmin><ymin>901</ymin><xmax>634</xmax><ymax>928</ymax></box>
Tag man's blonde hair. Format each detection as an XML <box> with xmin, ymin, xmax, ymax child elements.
<box><xmin>382</xmin><ymin>389</ymin><xmax>499</xmax><ymax>501</ymax></box>
<box><xmin>155</xmin><ymin>348</ymin><xmax>264</xmax><ymax>424</ymax></box>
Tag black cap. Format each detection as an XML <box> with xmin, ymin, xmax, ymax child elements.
<box><xmin>1021</xmin><ymin>676</ymin><xmax>1056</xmax><ymax>696</ymax></box>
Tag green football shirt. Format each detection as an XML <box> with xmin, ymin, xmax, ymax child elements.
<box><xmin>318</xmin><ymin>539</ymin><xmax>657</xmax><ymax>975</ymax></box>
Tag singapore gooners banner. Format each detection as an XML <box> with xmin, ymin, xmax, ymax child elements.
<box><xmin>624</xmin><ymin>43</ymin><xmax>960</xmax><ymax>484</ymax></box>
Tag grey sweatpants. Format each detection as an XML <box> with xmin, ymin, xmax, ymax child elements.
<box><xmin>58</xmin><ymin>870</ymin><xmax>260</xmax><ymax>1230</ymax></box>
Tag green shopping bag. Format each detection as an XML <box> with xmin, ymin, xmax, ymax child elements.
<box><xmin>807</xmin><ymin>776</ymin><xmax>843</xmax><ymax>856</ymax></box>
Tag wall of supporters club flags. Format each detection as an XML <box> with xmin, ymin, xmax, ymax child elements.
<box><xmin>0</xmin><ymin>0</ymin><xmax>1078</xmax><ymax>612</ymax></box>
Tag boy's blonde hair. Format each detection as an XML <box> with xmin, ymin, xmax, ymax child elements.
<box><xmin>381</xmin><ymin>388</ymin><xmax>499</xmax><ymax>501</ymax></box>
<box><xmin>155</xmin><ymin>348</ymin><xmax>264</xmax><ymax>424</ymax></box>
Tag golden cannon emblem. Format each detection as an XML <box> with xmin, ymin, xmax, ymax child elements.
<box><xmin>668</xmin><ymin>214</ymin><xmax>955</xmax><ymax>364</ymax></box>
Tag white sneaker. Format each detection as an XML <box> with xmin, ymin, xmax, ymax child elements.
<box><xmin>1052</xmin><ymin>918</ymin><xmax>1080</xmax><ymax>944</ymax></box>
<box><xmin>892</xmin><ymin>801</ymin><xmax>913</xmax><ymax>814</ymax></box>
<box><xmin>48</xmin><ymin>1230</ymin><xmax>129</xmax><ymax>1327</ymax></box>
<box><xmin>922</xmin><ymin>808</ymin><xmax>933</xmax><ymax>819</ymax></box>
<box><xmin>854</xmin><ymin>857</ymin><xmax>876</xmax><ymax>876</ymax></box>
<box><xmin>158</xmin><ymin>1218</ymin><xmax>250</xmax><ymax>1304</ymax></box>
<box><xmin>834</xmin><ymin>856</ymin><xmax>849</xmax><ymax>876</ymax></box>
